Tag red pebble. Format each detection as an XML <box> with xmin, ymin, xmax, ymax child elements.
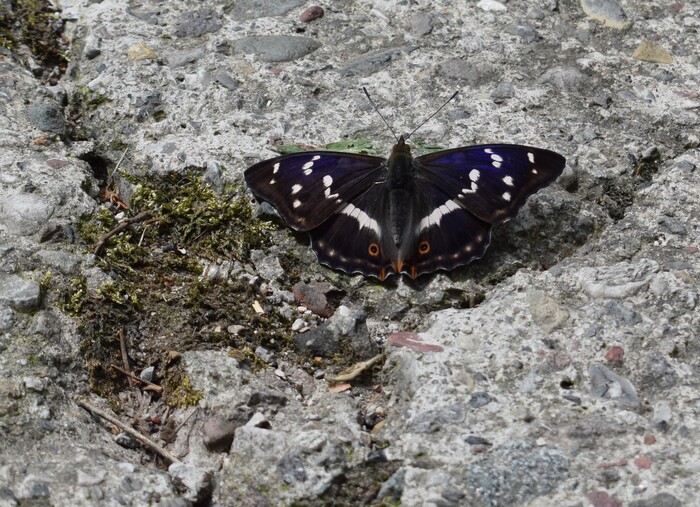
<box><xmin>300</xmin><ymin>5</ymin><xmax>324</xmax><ymax>22</ymax></box>
<box><xmin>644</xmin><ymin>434</ymin><xmax>656</xmax><ymax>445</ymax></box>
<box><xmin>687</xmin><ymin>246</ymin><xmax>699</xmax><ymax>254</ymax></box>
<box><xmin>634</xmin><ymin>455</ymin><xmax>652</xmax><ymax>469</ymax></box>
<box><xmin>605</xmin><ymin>346</ymin><xmax>625</xmax><ymax>365</ymax></box>
<box><xmin>587</xmin><ymin>491</ymin><xmax>622</xmax><ymax>507</ymax></box>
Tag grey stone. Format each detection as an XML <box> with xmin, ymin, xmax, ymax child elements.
<box><xmin>628</xmin><ymin>492</ymin><xmax>682</xmax><ymax>507</ymax></box>
<box><xmin>173</xmin><ymin>8</ymin><xmax>223</xmax><ymax>38</ymax></box>
<box><xmin>167</xmin><ymin>48</ymin><xmax>206</xmax><ymax>68</ymax></box>
<box><xmin>409</xmin><ymin>403</ymin><xmax>466</xmax><ymax>433</ymax></box>
<box><xmin>0</xmin><ymin>304</ymin><xmax>14</xmax><ymax>330</ymax></box>
<box><xmin>32</xmin><ymin>250</ymin><xmax>81</xmax><ymax>274</ymax></box>
<box><xmin>376</xmin><ymin>468</ymin><xmax>405</xmax><ymax>502</ymax></box>
<box><xmin>588</xmin><ymin>363</ymin><xmax>639</xmax><ymax>407</ymax></box>
<box><xmin>139</xmin><ymin>366</ymin><xmax>155</xmax><ymax>383</ymax></box>
<box><xmin>490</xmin><ymin>82</ymin><xmax>515</xmax><ymax>102</ymax></box>
<box><xmin>469</xmin><ymin>392</ymin><xmax>493</xmax><ymax>408</ymax></box>
<box><xmin>277</xmin><ymin>453</ymin><xmax>307</xmax><ymax>484</ymax></box>
<box><xmin>0</xmin><ymin>274</ymin><xmax>41</xmax><ymax>311</ymax></box>
<box><xmin>539</xmin><ymin>66</ymin><xmax>587</xmax><ymax>92</ymax></box>
<box><xmin>437</xmin><ymin>58</ymin><xmax>499</xmax><ymax>85</ymax></box>
<box><xmin>339</xmin><ymin>46</ymin><xmax>417</xmax><ymax>77</ymax></box>
<box><xmin>580</xmin><ymin>0</ymin><xmax>631</xmax><ymax>29</ymax></box>
<box><xmin>250</xmin><ymin>249</ymin><xmax>285</xmax><ymax>281</ymax></box>
<box><xmin>214</xmin><ymin>71</ymin><xmax>239</xmax><ymax>91</ymax></box>
<box><xmin>526</xmin><ymin>289</ymin><xmax>569</xmax><ymax>332</ymax></box>
<box><xmin>202</xmin><ymin>416</ymin><xmax>239</xmax><ymax>452</ymax></box>
<box><xmin>639</xmin><ymin>353</ymin><xmax>679</xmax><ymax>390</ymax></box>
<box><xmin>0</xmin><ymin>191</ymin><xmax>55</xmax><ymax>236</ymax></box>
<box><xmin>505</xmin><ymin>25</ymin><xmax>541</xmax><ymax>43</ymax></box>
<box><xmin>233</xmin><ymin>36</ymin><xmax>320</xmax><ymax>62</ymax></box>
<box><xmin>410</xmin><ymin>13</ymin><xmax>434</xmax><ymax>37</ymax></box>
<box><xmin>604</xmin><ymin>301</ymin><xmax>641</xmax><ymax>325</ymax></box>
<box><xmin>26</xmin><ymin>102</ymin><xmax>67</xmax><ymax>135</ymax></box>
<box><xmin>228</xmin><ymin>0</ymin><xmax>305</xmax><ymax>21</ymax></box>
<box><xmin>464</xmin><ymin>440</ymin><xmax>569</xmax><ymax>506</ymax></box>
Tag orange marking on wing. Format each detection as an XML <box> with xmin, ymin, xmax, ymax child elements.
<box><xmin>410</xmin><ymin>265</ymin><xmax>418</xmax><ymax>279</ymax></box>
<box><xmin>379</xmin><ymin>268</ymin><xmax>386</xmax><ymax>281</ymax></box>
<box><xmin>392</xmin><ymin>259</ymin><xmax>404</xmax><ymax>273</ymax></box>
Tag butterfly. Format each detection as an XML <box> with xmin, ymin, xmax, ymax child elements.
<box><xmin>244</xmin><ymin>133</ymin><xmax>566</xmax><ymax>280</ymax></box>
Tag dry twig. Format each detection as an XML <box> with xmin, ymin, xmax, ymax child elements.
<box><xmin>94</xmin><ymin>210</ymin><xmax>153</xmax><ymax>255</ymax></box>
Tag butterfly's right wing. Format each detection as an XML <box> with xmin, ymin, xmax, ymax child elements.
<box><xmin>245</xmin><ymin>151</ymin><xmax>386</xmax><ymax>231</ymax></box>
<box><xmin>415</xmin><ymin>145</ymin><xmax>565</xmax><ymax>224</ymax></box>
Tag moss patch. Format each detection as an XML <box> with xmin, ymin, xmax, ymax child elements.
<box><xmin>63</xmin><ymin>169</ymin><xmax>291</xmax><ymax>407</ymax></box>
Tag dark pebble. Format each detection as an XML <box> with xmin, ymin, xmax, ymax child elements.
<box><xmin>469</xmin><ymin>392</ymin><xmax>493</xmax><ymax>408</ymax></box>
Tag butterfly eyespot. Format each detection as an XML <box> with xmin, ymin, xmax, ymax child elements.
<box><xmin>368</xmin><ymin>243</ymin><xmax>380</xmax><ymax>257</ymax></box>
<box><xmin>418</xmin><ymin>241</ymin><xmax>431</xmax><ymax>255</ymax></box>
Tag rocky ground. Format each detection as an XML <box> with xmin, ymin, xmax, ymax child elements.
<box><xmin>1</xmin><ymin>0</ymin><xmax>699</xmax><ymax>506</ymax></box>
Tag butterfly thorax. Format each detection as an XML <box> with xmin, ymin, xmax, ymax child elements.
<box><xmin>385</xmin><ymin>137</ymin><xmax>417</xmax><ymax>249</ymax></box>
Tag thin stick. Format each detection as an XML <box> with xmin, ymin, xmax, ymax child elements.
<box><xmin>76</xmin><ymin>397</ymin><xmax>181</xmax><ymax>464</ymax></box>
<box><xmin>110</xmin><ymin>364</ymin><xmax>163</xmax><ymax>393</ymax></box>
<box><xmin>118</xmin><ymin>329</ymin><xmax>133</xmax><ymax>387</ymax></box>
<box><xmin>94</xmin><ymin>210</ymin><xmax>153</xmax><ymax>255</ymax></box>
<box><xmin>406</xmin><ymin>91</ymin><xmax>459</xmax><ymax>140</ymax></box>
<box><xmin>108</xmin><ymin>146</ymin><xmax>129</xmax><ymax>181</ymax></box>
<box><xmin>362</xmin><ymin>87</ymin><xmax>399</xmax><ymax>143</ymax></box>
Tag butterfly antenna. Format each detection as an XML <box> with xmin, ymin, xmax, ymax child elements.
<box><xmin>363</xmin><ymin>87</ymin><xmax>400</xmax><ymax>143</ymax></box>
<box><xmin>406</xmin><ymin>91</ymin><xmax>459</xmax><ymax>140</ymax></box>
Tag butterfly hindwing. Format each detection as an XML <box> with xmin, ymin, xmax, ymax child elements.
<box><xmin>244</xmin><ymin>151</ymin><xmax>386</xmax><ymax>231</ymax></box>
<box><xmin>415</xmin><ymin>144</ymin><xmax>566</xmax><ymax>224</ymax></box>
<box><xmin>309</xmin><ymin>184</ymin><xmax>394</xmax><ymax>279</ymax></box>
<box><xmin>403</xmin><ymin>183</ymin><xmax>493</xmax><ymax>277</ymax></box>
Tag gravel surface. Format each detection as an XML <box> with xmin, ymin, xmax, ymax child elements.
<box><xmin>1</xmin><ymin>0</ymin><xmax>698</xmax><ymax>506</ymax></box>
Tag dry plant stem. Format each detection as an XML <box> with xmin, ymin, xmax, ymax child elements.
<box><xmin>94</xmin><ymin>210</ymin><xmax>153</xmax><ymax>255</ymax></box>
<box><xmin>118</xmin><ymin>329</ymin><xmax>133</xmax><ymax>387</ymax></box>
<box><xmin>76</xmin><ymin>397</ymin><xmax>181</xmax><ymax>464</ymax></box>
<box><xmin>110</xmin><ymin>364</ymin><xmax>163</xmax><ymax>393</ymax></box>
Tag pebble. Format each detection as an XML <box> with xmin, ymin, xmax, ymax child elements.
<box><xmin>167</xmin><ymin>48</ymin><xmax>206</xmax><ymax>68</ymax></box>
<box><xmin>278</xmin><ymin>453</ymin><xmax>307</xmax><ymax>484</ymax></box>
<box><xmin>339</xmin><ymin>46</ymin><xmax>417</xmax><ymax>77</ymax></box>
<box><xmin>127</xmin><ymin>43</ymin><xmax>156</xmax><ymax>61</ymax></box>
<box><xmin>588</xmin><ymin>363</ymin><xmax>639</xmax><ymax>407</ymax></box>
<box><xmin>233</xmin><ymin>36</ymin><xmax>321</xmax><ymax>63</ymax></box>
<box><xmin>490</xmin><ymin>81</ymin><xmax>515</xmax><ymax>102</ymax></box>
<box><xmin>628</xmin><ymin>493</ymin><xmax>682</xmax><ymax>507</ymax></box>
<box><xmin>410</xmin><ymin>13</ymin><xmax>433</xmax><ymax>37</ymax></box>
<box><xmin>232</xmin><ymin>0</ymin><xmax>305</xmax><ymax>20</ymax></box>
<box><xmin>469</xmin><ymin>392</ymin><xmax>493</xmax><ymax>408</ymax></box>
<box><xmin>292</xmin><ymin>281</ymin><xmax>332</xmax><ymax>317</ymax></box>
<box><xmin>299</xmin><ymin>6</ymin><xmax>324</xmax><ymax>23</ymax></box>
<box><xmin>139</xmin><ymin>366</ymin><xmax>155</xmax><ymax>383</ymax></box>
<box><xmin>505</xmin><ymin>25</ymin><xmax>541</xmax><ymax>43</ymax></box>
<box><xmin>214</xmin><ymin>71</ymin><xmax>239</xmax><ymax>91</ymax></box>
<box><xmin>203</xmin><ymin>417</ymin><xmax>240</xmax><ymax>452</ymax></box>
<box><xmin>587</xmin><ymin>491</ymin><xmax>623</xmax><ymax>507</ymax></box>
<box><xmin>0</xmin><ymin>274</ymin><xmax>41</xmax><ymax>311</ymax></box>
<box><xmin>477</xmin><ymin>0</ymin><xmax>507</xmax><ymax>12</ymax></box>
<box><xmin>539</xmin><ymin>66</ymin><xmax>587</xmax><ymax>92</ymax></box>
<box><xmin>26</xmin><ymin>102</ymin><xmax>67</xmax><ymax>135</ymax></box>
<box><xmin>173</xmin><ymin>8</ymin><xmax>223</xmax><ymax>38</ymax></box>
<box><xmin>168</xmin><ymin>463</ymin><xmax>214</xmax><ymax>504</ymax></box>
<box><xmin>632</xmin><ymin>40</ymin><xmax>673</xmax><ymax>64</ymax></box>
<box><xmin>0</xmin><ymin>304</ymin><xmax>15</xmax><ymax>330</ymax></box>
<box><xmin>580</xmin><ymin>0</ymin><xmax>631</xmax><ymax>29</ymax></box>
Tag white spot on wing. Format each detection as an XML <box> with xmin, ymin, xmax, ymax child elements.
<box><xmin>323</xmin><ymin>175</ymin><xmax>333</xmax><ymax>188</ymax></box>
<box><xmin>291</xmin><ymin>184</ymin><xmax>302</xmax><ymax>194</ymax></box>
<box><xmin>419</xmin><ymin>200</ymin><xmax>461</xmax><ymax>231</ymax></box>
<box><xmin>269</xmin><ymin>179</ymin><xmax>276</xmax><ymax>185</ymax></box>
<box><xmin>312</xmin><ymin>155</ymin><xmax>321</xmax><ymax>161</ymax></box>
<box><xmin>324</xmin><ymin>187</ymin><xmax>339</xmax><ymax>199</ymax></box>
<box><xmin>484</xmin><ymin>148</ymin><xmax>494</xmax><ymax>154</ymax></box>
<box><xmin>341</xmin><ymin>203</ymin><xmax>381</xmax><ymax>237</ymax></box>
<box><xmin>293</xmin><ymin>199</ymin><xmax>302</xmax><ymax>208</ymax></box>
<box><xmin>302</xmin><ymin>161</ymin><xmax>314</xmax><ymax>176</ymax></box>
<box><xmin>469</xmin><ymin>169</ymin><xmax>480</xmax><ymax>182</ymax></box>
<box><xmin>502</xmin><ymin>192</ymin><xmax>511</xmax><ymax>201</ymax></box>
<box><xmin>490</xmin><ymin>154</ymin><xmax>504</xmax><ymax>162</ymax></box>
<box><xmin>273</xmin><ymin>162</ymin><xmax>280</xmax><ymax>174</ymax></box>
<box><xmin>492</xmin><ymin>161</ymin><xmax>502</xmax><ymax>168</ymax></box>
<box><xmin>527</xmin><ymin>152</ymin><xmax>535</xmax><ymax>163</ymax></box>
<box><xmin>531</xmin><ymin>168</ymin><xmax>538</xmax><ymax>174</ymax></box>
<box><xmin>502</xmin><ymin>175</ymin><xmax>514</xmax><ymax>186</ymax></box>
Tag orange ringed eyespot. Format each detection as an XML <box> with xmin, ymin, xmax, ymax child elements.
<box><xmin>418</xmin><ymin>241</ymin><xmax>430</xmax><ymax>254</ymax></box>
<box><xmin>368</xmin><ymin>243</ymin><xmax>380</xmax><ymax>256</ymax></box>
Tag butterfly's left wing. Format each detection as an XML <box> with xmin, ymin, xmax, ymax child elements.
<box><xmin>245</xmin><ymin>151</ymin><xmax>386</xmax><ymax>231</ymax></box>
<box><xmin>414</xmin><ymin>144</ymin><xmax>566</xmax><ymax>224</ymax></box>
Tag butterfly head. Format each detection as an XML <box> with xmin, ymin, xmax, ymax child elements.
<box><xmin>392</xmin><ymin>135</ymin><xmax>411</xmax><ymax>155</ymax></box>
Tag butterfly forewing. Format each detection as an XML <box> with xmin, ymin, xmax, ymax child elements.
<box><xmin>415</xmin><ymin>145</ymin><xmax>566</xmax><ymax>224</ymax></box>
<box><xmin>244</xmin><ymin>151</ymin><xmax>385</xmax><ymax>231</ymax></box>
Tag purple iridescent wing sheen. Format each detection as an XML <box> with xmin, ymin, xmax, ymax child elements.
<box><xmin>414</xmin><ymin>144</ymin><xmax>566</xmax><ymax>224</ymax></box>
<box><xmin>244</xmin><ymin>150</ymin><xmax>386</xmax><ymax>231</ymax></box>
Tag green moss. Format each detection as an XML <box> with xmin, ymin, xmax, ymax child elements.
<box><xmin>63</xmin><ymin>169</ymin><xmax>293</xmax><ymax>407</ymax></box>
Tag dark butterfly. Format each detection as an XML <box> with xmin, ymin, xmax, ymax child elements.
<box><xmin>245</xmin><ymin>136</ymin><xmax>565</xmax><ymax>281</ymax></box>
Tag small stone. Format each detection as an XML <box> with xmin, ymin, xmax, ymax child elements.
<box><xmin>77</xmin><ymin>470</ymin><xmax>106</xmax><ymax>486</ymax></box>
<box><xmin>255</xmin><ymin>346</ymin><xmax>274</xmax><ymax>364</ymax></box>
<box><xmin>376</xmin><ymin>468</ymin><xmax>405</xmax><ymax>501</ymax></box>
<box><xmin>490</xmin><ymin>82</ymin><xmax>515</xmax><ymax>102</ymax></box>
<box><xmin>245</xmin><ymin>412</ymin><xmax>271</xmax><ymax>428</ymax></box>
<box><xmin>230</xmin><ymin>0</ymin><xmax>305</xmax><ymax>21</ymax></box>
<box><xmin>214</xmin><ymin>71</ymin><xmax>239</xmax><ymax>91</ymax></box>
<box><xmin>173</xmin><ymin>8</ymin><xmax>223</xmax><ymax>38</ymax></box>
<box><xmin>203</xmin><ymin>417</ymin><xmax>240</xmax><ymax>452</ymax></box>
<box><xmin>278</xmin><ymin>453</ymin><xmax>307</xmax><ymax>484</ymax></box>
<box><xmin>140</xmin><ymin>366</ymin><xmax>155</xmax><ymax>383</ymax></box>
<box><xmin>339</xmin><ymin>46</ymin><xmax>417</xmax><ymax>77</ymax></box>
<box><xmin>167</xmin><ymin>48</ymin><xmax>206</xmax><ymax>68</ymax></box>
<box><xmin>0</xmin><ymin>304</ymin><xmax>15</xmax><ymax>331</ymax></box>
<box><xmin>0</xmin><ymin>275</ymin><xmax>41</xmax><ymax>311</ymax></box>
<box><xmin>629</xmin><ymin>493</ymin><xmax>682</xmax><ymax>507</ymax></box>
<box><xmin>115</xmin><ymin>432</ymin><xmax>140</xmax><ymax>449</ymax></box>
<box><xmin>248</xmin><ymin>390</ymin><xmax>287</xmax><ymax>408</ymax></box>
<box><xmin>292</xmin><ymin>281</ymin><xmax>333</xmax><ymax>317</ymax></box>
<box><xmin>580</xmin><ymin>0</ymin><xmax>631</xmax><ymax>29</ymax></box>
<box><xmin>27</xmin><ymin>102</ymin><xmax>67</xmax><ymax>135</ymax></box>
<box><xmin>643</xmin><ymin>434</ymin><xmax>656</xmax><ymax>445</ymax></box>
<box><xmin>539</xmin><ymin>66</ymin><xmax>587</xmax><ymax>92</ymax></box>
<box><xmin>469</xmin><ymin>392</ymin><xmax>493</xmax><ymax>408</ymax></box>
<box><xmin>632</xmin><ymin>40</ymin><xmax>673</xmax><ymax>64</ymax></box>
<box><xmin>299</xmin><ymin>5</ymin><xmax>324</xmax><ymax>22</ymax></box>
<box><xmin>505</xmin><ymin>24</ymin><xmax>541</xmax><ymax>43</ymax></box>
<box><xmin>168</xmin><ymin>463</ymin><xmax>214</xmax><ymax>504</ymax></box>
<box><xmin>633</xmin><ymin>455</ymin><xmax>652</xmax><ymax>469</ymax></box>
<box><xmin>233</xmin><ymin>36</ymin><xmax>320</xmax><ymax>63</ymax></box>
<box><xmin>587</xmin><ymin>491</ymin><xmax>623</xmax><ymax>507</ymax></box>
<box><xmin>84</xmin><ymin>47</ymin><xmax>101</xmax><ymax>59</ymax></box>
<box><xmin>410</xmin><ymin>13</ymin><xmax>433</xmax><ymax>37</ymax></box>
<box><xmin>605</xmin><ymin>346</ymin><xmax>625</xmax><ymax>366</ymax></box>
<box><xmin>588</xmin><ymin>363</ymin><xmax>639</xmax><ymax>407</ymax></box>
<box><xmin>477</xmin><ymin>0</ymin><xmax>507</xmax><ymax>12</ymax></box>
<box><xmin>291</xmin><ymin>318</ymin><xmax>305</xmax><ymax>332</ymax></box>
<box><xmin>128</xmin><ymin>43</ymin><xmax>156</xmax><ymax>60</ymax></box>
